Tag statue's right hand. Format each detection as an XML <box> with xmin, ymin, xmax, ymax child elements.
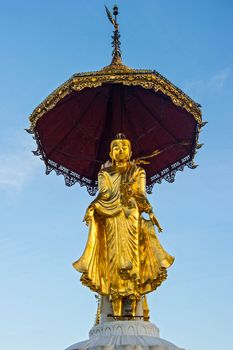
<box><xmin>83</xmin><ymin>206</ymin><xmax>94</xmax><ymax>226</ymax></box>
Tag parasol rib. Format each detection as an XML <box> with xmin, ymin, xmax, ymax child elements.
<box><xmin>93</xmin><ymin>86</ymin><xmax>115</xmax><ymax>177</ymax></box>
<box><xmin>132</xmin><ymin>87</ymin><xmax>190</xmax><ymax>150</ymax></box>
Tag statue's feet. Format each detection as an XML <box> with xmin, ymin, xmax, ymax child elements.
<box><xmin>130</xmin><ymin>299</ymin><xmax>137</xmax><ymax>317</ymax></box>
<box><xmin>111</xmin><ymin>298</ymin><xmax>122</xmax><ymax>317</ymax></box>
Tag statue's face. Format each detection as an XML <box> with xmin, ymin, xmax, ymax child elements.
<box><xmin>110</xmin><ymin>140</ymin><xmax>132</xmax><ymax>163</ymax></box>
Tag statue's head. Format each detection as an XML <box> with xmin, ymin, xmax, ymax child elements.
<box><xmin>110</xmin><ymin>133</ymin><xmax>132</xmax><ymax>164</ymax></box>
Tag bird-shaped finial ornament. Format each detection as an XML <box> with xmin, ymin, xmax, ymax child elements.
<box><xmin>105</xmin><ymin>5</ymin><xmax>122</xmax><ymax>65</ymax></box>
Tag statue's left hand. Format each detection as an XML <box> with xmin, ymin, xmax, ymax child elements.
<box><xmin>157</xmin><ymin>225</ymin><xmax>163</xmax><ymax>233</ymax></box>
<box><xmin>83</xmin><ymin>206</ymin><xmax>94</xmax><ymax>226</ymax></box>
<box><xmin>149</xmin><ymin>212</ymin><xmax>163</xmax><ymax>233</ymax></box>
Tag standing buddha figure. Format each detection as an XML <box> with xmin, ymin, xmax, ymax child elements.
<box><xmin>73</xmin><ymin>133</ymin><xmax>174</xmax><ymax>317</ymax></box>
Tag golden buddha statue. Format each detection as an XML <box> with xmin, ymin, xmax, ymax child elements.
<box><xmin>73</xmin><ymin>133</ymin><xmax>174</xmax><ymax>317</ymax></box>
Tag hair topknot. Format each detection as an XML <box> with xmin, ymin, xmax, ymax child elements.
<box><xmin>114</xmin><ymin>133</ymin><xmax>127</xmax><ymax>140</ymax></box>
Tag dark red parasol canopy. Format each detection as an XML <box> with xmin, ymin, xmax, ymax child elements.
<box><xmin>28</xmin><ymin>5</ymin><xmax>204</xmax><ymax>195</ymax></box>
<box><xmin>28</xmin><ymin>62</ymin><xmax>204</xmax><ymax>195</ymax></box>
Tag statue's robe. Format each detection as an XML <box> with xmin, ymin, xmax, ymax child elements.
<box><xmin>73</xmin><ymin>162</ymin><xmax>174</xmax><ymax>301</ymax></box>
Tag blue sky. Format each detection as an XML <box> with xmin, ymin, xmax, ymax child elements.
<box><xmin>0</xmin><ymin>1</ymin><xmax>233</xmax><ymax>349</ymax></box>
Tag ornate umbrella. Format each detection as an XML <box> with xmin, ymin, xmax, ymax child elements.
<box><xmin>27</xmin><ymin>5</ymin><xmax>205</xmax><ymax>195</ymax></box>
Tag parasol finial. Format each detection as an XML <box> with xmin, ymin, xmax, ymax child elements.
<box><xmin>105</xmin><ymin>4</ymin><xmax>123</xmax><ymax>66</ymax></box>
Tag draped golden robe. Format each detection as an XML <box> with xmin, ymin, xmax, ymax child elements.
<box><xmin>73</xmin><ymin>162</ymin><xmax>174</xmax><ymax>301</ymax></box>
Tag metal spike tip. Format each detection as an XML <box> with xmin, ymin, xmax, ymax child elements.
<box><xmin>113</xmin><ymin>5</ymin><xmax>118</xmax><ymax>15</ymax></box>
<box><xmin>192</xmin><ymin>164</ymin><xmax>199</xmax><ymax>169</ymax></box>
<box><xmin>25</xmin><ymin>128</ymin><xmax>33</xmax><ymax>134</ymax></box>
<box><xmin>201</xmin><ymin>121</ymin><xmax>208</xmax><ymax>127</ymax></box>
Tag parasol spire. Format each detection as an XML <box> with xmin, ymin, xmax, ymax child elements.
<box><xmin>105</xmin><ymin>4</ymin><xmax>123</xmax><ymax>65</ymax></box>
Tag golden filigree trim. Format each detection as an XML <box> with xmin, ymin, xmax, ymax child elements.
<box><xmin>29</xmin><ymin>67</ymin><xmax>202</xmax><ymax>129</ymax></box>
<box><xmin>80</xmin><ymin>269</ymin><xmax>168</xmax><ymax>299</ymax></box>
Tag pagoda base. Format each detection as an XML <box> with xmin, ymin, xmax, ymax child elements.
<box><xmin>65</xmin><ymin>321</ymin><xmax>185</xmax><ymax>350</ymax></box>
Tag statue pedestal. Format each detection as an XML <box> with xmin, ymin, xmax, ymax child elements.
<box><xmin>65</xmin><ymin>320</ymin><xmax>185</xmax><ymax>350</ymax></box>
